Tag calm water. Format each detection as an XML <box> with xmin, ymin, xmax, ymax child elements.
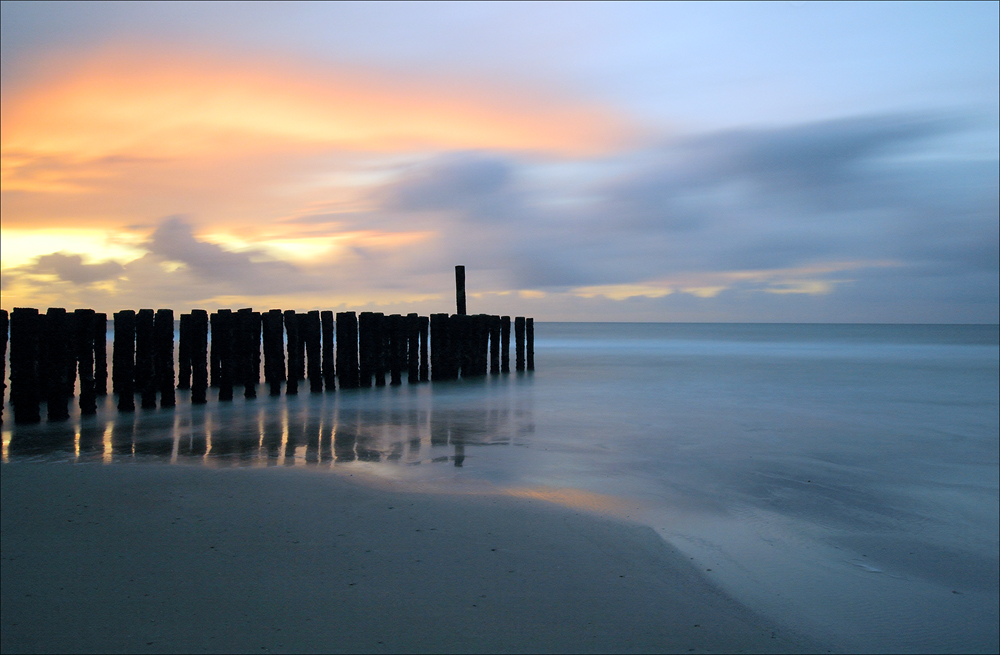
<box><xmin>3</xmin><ymin>323</ymin><xmax>998</xmax><ymax>653</ymax></box>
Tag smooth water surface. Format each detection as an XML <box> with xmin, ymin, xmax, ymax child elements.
<box><xmin>4</xmin><ymin>323</ymin><xmax>998</xmax><ymax>653</ymax></box>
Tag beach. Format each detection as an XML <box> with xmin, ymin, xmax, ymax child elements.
<box><xmin>1</xmin><ymin>461</ymin><xmax>817</xmax><ymax>654</ymax></box>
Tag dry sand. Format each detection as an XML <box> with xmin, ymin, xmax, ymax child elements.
<box><xmin>1</xmin><ymin>462</ymin><xmax>822</xmax><ymax>654</ymax></box>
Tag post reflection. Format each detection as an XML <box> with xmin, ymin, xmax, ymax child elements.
<box><xmin>2</xmin><ymin>377</ymin><xmax>535</xmax><ymax>469</ymax></box>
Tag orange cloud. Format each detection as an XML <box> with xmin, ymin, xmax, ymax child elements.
<box><xmin>2</xmin><ymin>50</ymin><xmax>630</xmax><ymax>194</ymax></box>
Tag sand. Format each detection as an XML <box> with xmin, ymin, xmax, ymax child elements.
<box><xmin>1</xmin><ymin>462</ymin><xmax>822</xmax><ymax>654</ymax></box>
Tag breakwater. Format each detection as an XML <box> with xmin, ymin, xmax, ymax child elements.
<box><xmin>0</xmin><ymin>267</ymin><xmax>535</xmax><ymax>425</ymax></box>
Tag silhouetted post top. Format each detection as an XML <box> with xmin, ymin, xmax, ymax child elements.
<box><xmin>455</xmin><ymin>265</ymin><xmax>467</xmax><ymax>315</ymax></box>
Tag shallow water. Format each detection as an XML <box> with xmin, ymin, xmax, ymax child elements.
<box><xmin>3</xmin><ymin>323</ymin><xmax>998</xmax><ymax>653</ymax></box>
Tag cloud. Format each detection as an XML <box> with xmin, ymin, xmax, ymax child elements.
<box><xmin>382</xmin><ymin>153</ymin><xmax>519</xmax><ymax>222</ymax></box>
<box><xmin>144</xmin><ymin>216</ymin><xmax>302</xmax><ymax>294</ymax></box>
<box><xmin>25</xmin><ymin>252</ymin><xmax>124</xmax><ymax>285</ymax></box>
<box><xmin>355</xmin><ymin>113</ymin><xmax>997</xmax><ymax>320</ymax></box>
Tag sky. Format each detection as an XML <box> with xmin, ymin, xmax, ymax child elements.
<box><xmin>1</xmin><ymin>1</ymin><xmax>997</xmax><ymax>322</ymax></box>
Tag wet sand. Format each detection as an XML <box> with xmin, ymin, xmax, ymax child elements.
<box><xmin>1</xmin><ymin>462</ymin><xmax>820</xmax><ymax>654</ymax></box>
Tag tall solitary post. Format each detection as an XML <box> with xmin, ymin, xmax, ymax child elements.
<box><xmin>455</xmin><ymin>265</ymin><xmax>467</xmax><ymax>315</ymax></box>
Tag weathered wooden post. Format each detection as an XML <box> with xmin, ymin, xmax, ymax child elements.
<box><xmin>358</xmin><ymin>311</ymin><xmax>375</xmax><ymax>388</ymax></box>
<box><xmin>294</xmin><ymin>314</ymin><xmax>308</xmax><ymax>390</ymax></box>
<box><xmin>190</xmin><ymin>309</ymin><xmax>208</xmax><ymax>404</ymax></box>
<box><xmin>262</xmin><ymin>309</ymin><xmax>285</xmax><ymax>396</ymax></box>
<box><xmin>136</xmin><ymin>309</ymin><xmax>156</xmax><ymax>408</ymax></box>
<box><xmin>388</xmin><ymin>313</ymin><xmax>403</xmax><ymax>386</ymax></box>
<box><xmin>113</xmin><ymin>310</ymin><xmax>136</xmax><ymax>411</ymax></box>
<box><xmin>44</xmin><ymin>308</ymin><xmax>71</xmax><ymax>421</ymax></box>
<box><xmin>515</xmin><ymin>316</ymin><xmax>525</xmax><ymax>372</ymax></box>
<box><xmin>430</xmin><ymin>313</ymin><xmax>447</xmax><ymax>382</ymax></box>
<box><xmin>0</xmin><ymin>309</ymin><xmax>7</xmax><ymax>423</ymax></box>
<box><xmin>373</xmin><ymin>312</ymin><xmax>386</xmax><ymax>387</ymax></box>
<box><xmin>305</xmin><ymin>310</ymin><xmax>322</xmax><ymax>393</ymax></box>
<box><xmin>237</xmin><ymin>308</ymin><xmax>257</xmax><ymax>399</ymax></box>
<box><xmin>489</xmin><ymin>315</ymin><xmax>501</xmax><ymax>375</ymax></box>
<box><xmin>75</xmin><ymin>308</ymin><xmax>98</xmax><ymax>415</ymax></box>
<box><xmin>407</xmin><ymin>313</ymin><xmax>419</xmax><ymax>384</ymax></box>
<box><xmin>216</xmin><ymin>309</ymin><xmax>234</xmax><ymax>401</ymax></box>
<box><xmin>209</xmin><ymin>312</ymin><xmax>221</xmax><ymax>388</ymax></box>
<box><xmin>455</xmin><ymin>265</ymin><xmax>467</xmax><ymax>315</ymax></box>
<box><xmin>252</xmin><ymin>311</ymin><xmax>262</xmax><ymax>387</ymax></box>
<box><xmin>419</xmin><ymin>315</ymin><xmax>429</xmax><ymax>382</ymax></box>
<box><xmin>526</xmin><ymin>318</ymin><xmax>534</xmax><ymax>371</ymax></box>
<box><xmin>63</xmin><ymin>311</ymin><xmax>78</xmax><ymax>400</ymax></box>
<box><xmin>178</xmin><ymin>313</ymin><xmax>192</xmax><ymax>390</ymax></box>
<box><xmin>476</xmin><ymin>314</ymin><xmax>490</xmax><ymax>376</ymax></box>
<box><xmin>10</xmin><ymin>308</ymin><xmax>41</xmax><ymax>424</ymax></box>
<box><xmin>453</xmin><ymin>314</ymin><xmax>468</xmax><ymax>378</ymax></box>
<box><xmin>501</xmin><ymin>316</ymin><xmax>511</xmax><ymax>373</ymax></box>
<box><xmin>283</xmin><ymin>310</ymin><xmax>300</xmax><ymax>395</ymax></box>
<box><xmin>321</xmin><ymin>310</ymin><xmax>335</xmax><ymax>391</ymax></box>
<box><xmin>335</xmin><ymin>312</ymin><xmax>359</xmax><ymax>389</ymax></box>
<box><xmin>154</xmin><ymin>309</ymin><xmax>175</xmax><ymax>408</ymax></box>
<box><xmin>94</xmin><ymin>313</ymin><xmax>108</xmax><ymax>396</ymax></box>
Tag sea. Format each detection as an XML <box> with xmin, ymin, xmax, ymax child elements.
<box><xmin>3</xmin><ymin>322</ymin><xmax>998</xmax><ymax>653</ymax></box>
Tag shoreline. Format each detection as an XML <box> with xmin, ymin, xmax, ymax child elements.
<box><xmin>1</xmin><ymin>461</ymin><xmax>822</xmax><ymax>654</ymax></box>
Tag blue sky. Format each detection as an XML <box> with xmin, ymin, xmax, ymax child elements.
<box><xmin>2</xmin><ymin>1</ymin><xmax>997</xmax><ymax>321</ymax></box>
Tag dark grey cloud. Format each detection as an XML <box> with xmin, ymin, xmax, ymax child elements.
<box><xmin>362</xmin><ymin>113</ymin><xmax>997</xmax><ymax>321</ymax></box>
<box><xmin>145</xmin><ymin>215</ymin><xmax>300</xmax><ymax>294</ymax></box>
<box><xmin>381</xmin><ymin>153</ymin><xmax>522</xmax><ymax>222</ymax></box>
<box><xmin>29</xmin><ymin>252</ymin><xmax>124</xmax><ymax>285</ymax></box>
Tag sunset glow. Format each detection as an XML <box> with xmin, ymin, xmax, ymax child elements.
<box><xmin>1</xmin><ymin>2</ymin><xmax>996</xmax><ymax>321</ymax></box>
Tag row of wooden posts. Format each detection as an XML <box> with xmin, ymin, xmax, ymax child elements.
<box><xmin>0</xmin><ymin>308</ymin><xmax>534</xmax><ymax>425</ymax></box>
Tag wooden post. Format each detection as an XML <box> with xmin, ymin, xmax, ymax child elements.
<box><xmin>456</xmin><ymin>314</ymin><xmax>471</xmax><ymax>378</ymax></box>
<box><xmin>252</xmin><ymin>311</ymin><xmax>262</xmax><ymax>387</ymax></box>
<box><xmin>10</xmin><ymin>308</ymin><xmax>41</xmax><ymax>424</ymax></box>
<box><xmin>217</xmin><ymin>309</ymin><xmax>234</xmax><ymax>401</ymax></box>
<box><xmin>526</xmin><ymin>318</ymin><xmax>534</xmax><ymax>371</ymax></box>
<box><xmin>94</xmin><ymin>313</ymin><xmax>108</xmax><ymax>396</ymax></box>
<box><xmin>305</xmin><ymin>310</ymin><xmax>322</xmax><ymax>393</ymax></box>
<box><xmin>419</xmin><ymin>315</ymin><xmax>429</xmax><ymax>382</ymax></box>
<box><xmin>154</xmin><ymin>309</ymin><xmax>175</xmax><ymax>408</ymax></box>
<box><xmin>500</xmin><ymin>316</ymin><xmax>511</xmax><ymax>373</ymax></box>
<box><xmin>283</xmin><ymin>310</ymin><xmax>300</xmax><ymax>395</ymax></box>
<box><xmin>489</xmin><ymin>315</ymin><xmax>501</xmax><ymax>375</ymax></box>
<box><xmin>209</xmin><ymin>312</ymin><xmax>221</xmax><ymax>388</ymax></box>
<box><xmin>237</xmin><ymin>308</ymin><xmax>257</xmax><ymax>399</ymax></box>
<box><xmin>190</xmin><ymin>309</ymin><xmax>208</xmax><ymax>404</ymax></box>
<box><xmin>262</xmin><ymin>309</ymin><xmax>285</xmax><ymax>396</ymax></box>
<box><xmin>515</xmin><ymin>316</ymin><xmax>525</xmax><ymax>372</ymax></box>
<box><xmin>136</xmin><ymin>309</ymin><xmax>156</xmax><ymax>408</ymax></box>
<box><xmin>178</xmin><ymin>313</ymin><xmax>192</xmax><ymax>390</ymax></box>
<box><xmin>388</xmin><ymin>314</ymin><xmax>403</xmax><ymax>386</ymax></box>
<box><xmin>0</xmin><ymin>309</ymin><xmax>7</xmax><ymax>424</ymax></box>
<box><xmin>407</xmin><ymin>313</ymin><xmax>419</xmax><ymax>384</ymax></box>
<box><xmin>476</xmin><ymin>314</ymin><xmax>490</xmax><ymax>376</ymax></box>
<box><xmin>455</xmin><ymin>265</ymin><xmax>467</xmax><ymax>315</ymax></box>
<box><xmin>358</xmin><ymin>311</ymin><xmax>374</xmax><ymax>388</ymax></box>
<box><xmin>430</xmin><ymin>313</ymin><xmax>447</xmax><ymax>382</ymax></box>
<box><xmin>373</xmin><ymin>312</ymin><xmax>386</xmax><ymax>387</ymax></box>
<box><xmin>335</xmin><ymin>312</ymin><xmax>359</xmax><ymax>389</ymax></box>
<box><xmin>44</xmin><ymin>308</ymin><xmax>71</xmax><ymax>421</ymax></box>
<box><xmin>114</xmin><ymin>310</ymin><xmax>136</xmax><ymax>411</ymax></box>
<box><xmin>321</xmin><ymin>310</ymin><xmax>335</xmax><ymax>391</ymax></box>
<box><xmin>75</xmin><ymin>308</ymin><xmax>98</xmax><ymax>415</ymax></box>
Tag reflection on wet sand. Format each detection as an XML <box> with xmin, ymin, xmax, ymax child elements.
<box><xmin>2</xmin><ymin>379</ymin><xmax>535</xmax><ymax>470</ymax></box>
